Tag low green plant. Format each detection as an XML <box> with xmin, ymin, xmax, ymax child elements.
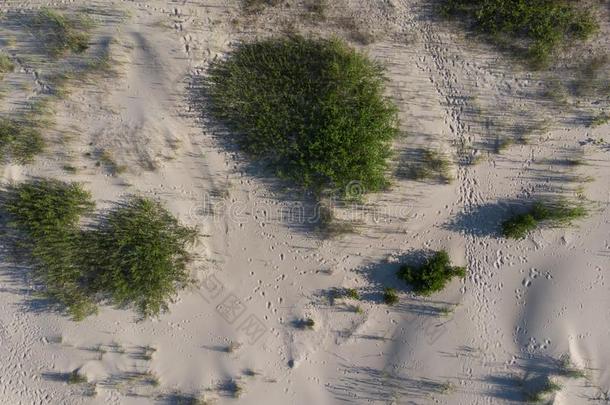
<box><xmin>0</xmin><ymin>118</ymin><xmax>44</xmax><ymax>163</ymax></box>
<box><xmin>67</xmin><ymin>369</ymin><xmax>88</xmax><ymax>384</ymax></box>
<box><xmin>439</xmin><ymin>0</ymin><xmax>599</xmax><ymax>68</ymax></box>
<box><xmin>397</xmin><ymin>251</ymin><xmax>466</xmax><ymax>296</ymax></box>
<box><xmin>402</xmin><ymin>149</ymin><xmax>453</xmax><ymax>183</ymax></box>
<box><xmin>589</xmin><ymin>112</ymin><xmax>609</xmax><ymax>127</ymax></box>
<box><xmin>32</xmin><ymin>9</ymin><xmax>92</xmax><ymax>57</ymax></box>
<box><xmin>99</xmin><ymin>150</ymin><xmax>126</xmax><ymax>174</ymax></box>
<box><xmin>0</xmin><ymin>52</ymin><xmax>14</xmax><ymax>74</ymax></box>
<box><xmin>205</xmin><ymin>35</ymin><xmax>398</xmax><ymax>195</ymax></box>
<box><xmin>344</xmin><ymin>288</ymin><xmax>360</xmax><ymax>300</ymax></box>
<box><xmin>526</xmin><ymin>378</ymin><xmax>562</xmax><ymax>402</ymax></box>
<box><xmin>383</xmin><ymin>287</ymin><xmax>399</xmax><ymax>306</ymax></box>
<box><xmin>502</xmin><ymin>201</ymin><xmax>587</xmax><ymax>239</ymax></box>
<box><xmin>2</xmin><ymin>179</ymin><xmax>197</xmax><ymax>319</ymax></box>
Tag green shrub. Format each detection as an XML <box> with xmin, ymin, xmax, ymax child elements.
<box><xmin>502</xmin><ymin>201</ymin><xmax>587</xmax><ymax>239</ymax></box>
<box><xmin>32</xmin><ymin>9</ymin><xmax>92</xmax><ymax>57</ymax></box>
<box><xmin>0</xmin><ymin>52</ymin><xmax>14</xmax><ymax>74</ymax></box>
<box><xmin>397</xmin><ymin>251</ymin><xmax>466</xmax><ymax>296</ymax></box>
<box><xmin>82</xmin><ymin>198</ymin><xmax>197</xmax><ymax>317</ymax></box>
<box><xmin>0</xmin><ymin>118</ymin><xmax>44</xmax><ymax>163</ymax></box>
<box><xmin>4</xmin><ymin>179</ymin><xmax>96</xmax><ymax>319</ymax></box>
<box><xmin>205</xmin><ymin>36</ymin><xmax>398</xmax><ymax>195</ymax></box>
<box><xmin>439</xmin><ymin>0</ymin><xmax>599</xmax><ymax>68</ymax></box>
<box><xmin>383</xmin><ymin>287</ymin><xmax>399</xmax><ymax>306</ymax></box>
<box><xmin>2</xmin><ymin>179</ymin><xmax>197</xmax><ymax>319</ymax></box>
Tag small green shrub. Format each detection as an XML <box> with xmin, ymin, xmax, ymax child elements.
<box><xmin>383</xmin><ymin>287</ymin><xmax>399</xmax><ymax>306</ymax></box>
<box><xmin>32</xmin><ymin>9</ymin><xmax>92</xmax><ymax>57</ymax></box>
<box><xmin>0</xmin><ymin>118</ymin><xmax>44</xmax><ymax>163</ymax></box>
<box><xmin>205</xmin><ymin>35</ymin><xmax>398</xmax><ymax>195</ymax></box>
<box><xmin>502</xmin><ymin>201</ymin><xmax>587</xmax><ymax>239</ymax></box>
<box><xmin>0</xmin><ymin>52</ymin><xmax>14</xmax><ymax>74</ymax></box>
<box><xmin>67</xmin><ymin>369</ymin><xmax>88</xmax><ymax>384</ymax></box>
<box><xmin>82</xmin><ymin>198</ymin><xmax>197</xmax><ymax>317</ymax></box>
<box><xmin>397</xmin><ymin>251</ymin><xmax>466</xmax><ymax>296</ymax></box>
<box><xmin>439</xmin><ymin>0</ymin><xmax>599</xmax><ymax>68</ymax></box>
<box><xmin>345</xmin><ymin>288</ymin><xmax>360</xmax><ymax>300</ymax></box>
<box><xmin>589</xmin><ymin>112</ymin><xmax>609</xmax><ymax>127</ymax></box>
<box><xmin>526</xmin><ymin>378</ymin><xmax>562</xmax><ymax>402</ymax></box>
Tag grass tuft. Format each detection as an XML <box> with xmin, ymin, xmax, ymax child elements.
<box><xmin>383</xmin><ymin>287</ymin><xmax>399</xmax><ymax>306</ymax></box>
<box><xmin>67</xmin><ymin>369</ymin><xmax>88</xmax><ymax>384</ymax></box>
<box><xmin>0</xmin><ymin>118</ymin><xmax>44</xmax><ymax>163</ymax></box>
<box><xmin>32</xmin><ymin>9</ymin><xmax>92</xmax><ymax>57</ymax></box>
<box><xmin>0</xmin><ymin>52</ymin><xmax>14</xmax><ymax>74</ymax></box>
<box><xmin>502</xmin><ymin>200</ymin><xmax>587</xmax><ymax>239</ymax></box>
<box><xmin>401</xmin><ymin>149</ymin><xmax>453</xmax><ymax>183</ymax></box>
<box><xmin>205</xmin><ymin>35</ymin><xmax>398</xmax><ymax>196</ymax></box>
<box><xmin>397</xmin><ymin>251</ymin><xmax>466</xmax><ymax>296</ymax></box>
<box><xmin>439</xmin><ymin>0</ymin><xmax>599</xmax><ymax>68</ymax></box>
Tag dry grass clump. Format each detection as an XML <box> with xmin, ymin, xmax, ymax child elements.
<box><xmin>31</xmin><ymin>8</ymin><xmax>93</xmax><ymax>57</ymax></box>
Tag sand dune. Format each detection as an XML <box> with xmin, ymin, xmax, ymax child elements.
<box><xmin>0</xmin><ymin>0</ymin><xmax>608</xmax><ymax>404</ymax></box>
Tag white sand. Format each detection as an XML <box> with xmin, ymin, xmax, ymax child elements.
<box><xmin>0</xmin><ymin>0</ymin><xmax>608</xmax><ymax>404</ymax></box>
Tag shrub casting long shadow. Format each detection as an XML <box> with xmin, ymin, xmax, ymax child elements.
<box><xmin>192</xmin><ymin>35</ymin><xmax>399</xmax><ymax>199</ymax></box>
<box><xmin>0</xmin><ymin>179</ymin><xmax>197</xmax><ymax>320</ymax></box>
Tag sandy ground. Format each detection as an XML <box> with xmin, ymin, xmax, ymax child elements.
<box><xmin>0</xmin><ymin>0</ymin><xmax>609</xmax><ymax>404</ymax></box>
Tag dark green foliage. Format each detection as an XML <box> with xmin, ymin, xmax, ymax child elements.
<box><xmin>4</xmin><ymin>180</ymin><xmax>96</xmax><ymax>319</ymax></box>
<box><xmin>205</xmin><ymin>36</ymin><xmax>399</xmax><ymax>195</ymax></box>
<box><xmin>32</xmin><ymin>9</ymin><xmax>92</xmax><ymax>57</ymax></box>
<box><xmin>439</xmin><ymin>0</ymin><xmax>599</xmax><ymax>68</ymax></box>
<box><xmin>383</xmin><ymin>287</ymin><xmax>399</xmax><ymax>305</ymax></box>
<box><xmin>0</xmin><ymin>118</ymin><xmax>44</xmax><ymax>163</ymax></box>
<box><xmin>82</xmin><ymin>198</ymin><xmax>197</xmax><ymax>317</ymax></box>
<box><xmin>2</xmin><ymin>179</ymin><xmax>197</xmax><ymax>319</ymax></box>
<box><xmin>397</xmin><ymin>251</ymin><xmax>466</xmax><ymax>296</ymax></box>
<box><xmin>502</xmin><ymin>201</ymin><xmax>587</xmax><ymax>239</ymax></box>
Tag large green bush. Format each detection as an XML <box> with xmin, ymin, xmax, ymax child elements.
<box><xmin>439</xmin><ymin>0</ymin><xmax>599</xmax><ymax>67</ymax></box>
<box><xmin>205</xmin><ymin>36</ymin><xmax>399</xmax><ymax>194</ymax></box>
<box><xmin>2</xmin><ymin>179</ymin><xmax>197</xmax><ymax>319</ymax></box>
<box><xmin>397</xmin><ymin>251</ymin><xmax>466</xmax><ymax>296</ymax></box>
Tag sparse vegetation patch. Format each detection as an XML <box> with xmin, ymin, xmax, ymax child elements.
<box><xmin>205</xmin><ymin>35</ymin><xmax>398</xmax><ymax>195</ymax></box>
<box><xmin>439</xmin><ymin>0</ymin><xmax>599</xmax><ymax>68</ymax></box>
<box><xmin>0</xmin><ymin>52</ymin><xmax>14</xmax><ymax>74</ymax></box>
<box><xmin>397</xmin><ymin>251</ymin><xmax>466</xmax><ymax>296</ymax></box>
<box><xmin>501</xmin><ymin>200</ymin><xmax>586</xmax><ymax>239</ymax></box>
<box><xmin>0</xmin><ymin>118</ymin><xmax>44</xmax><ymax>163</ymax></box>
<box><xmin>32</xmin><ymin>9</ymin><xmax>93</xmax><ymax>57</ymax></box>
